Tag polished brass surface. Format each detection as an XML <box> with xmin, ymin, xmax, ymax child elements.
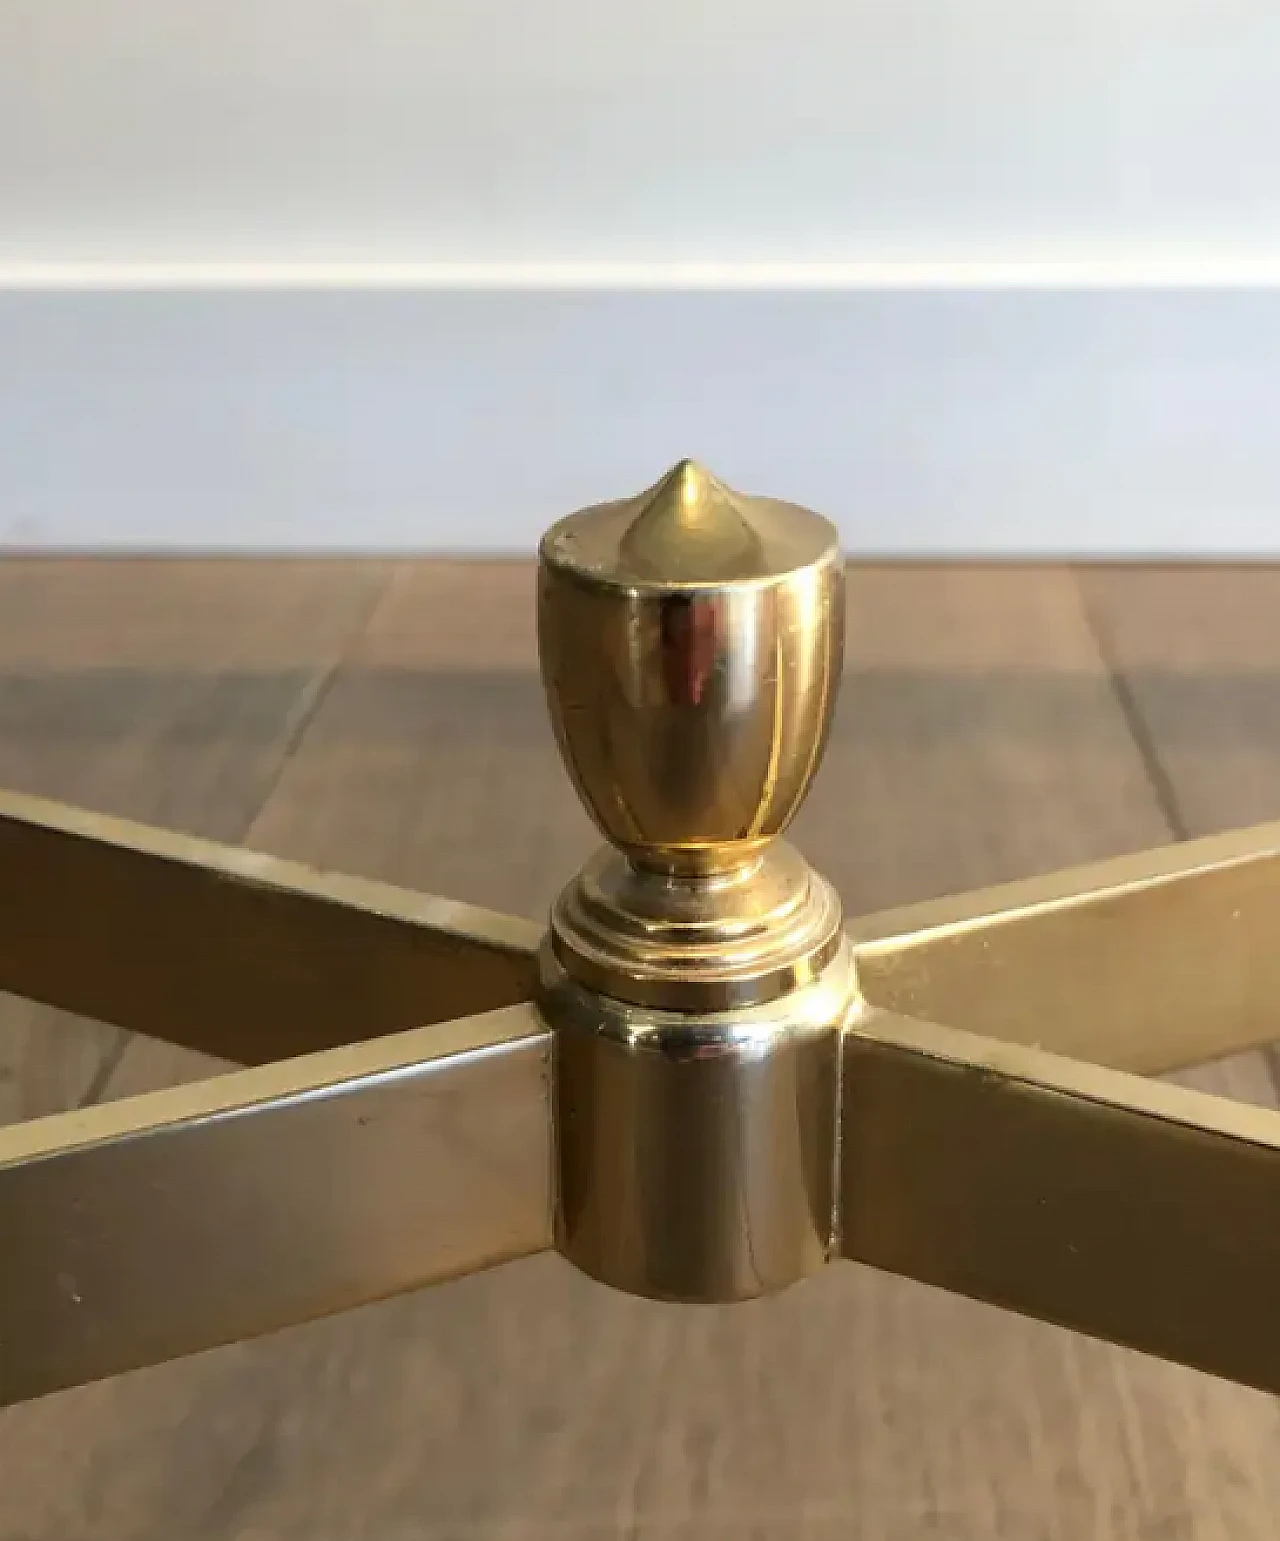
<box><xmin>544</xmin><ymin>938</ymin><xmax>854</xmax><ymax>1302</ymax></box>
<box><xmin>10</xmin><ymin>468</ymin><xmax>1280</xmax><ymax>1418</ymax></box>
<box><xmin>538</xmin><ymin>460</ymin><xmax>845</xmax><ymax>1013</ymax></box>
<box><xmin>851</xmin><ymin>819</ymin><xmax>1280</xmax><ymax>1075</ymax></box>
<box><xmin>549</xmin><ymin>839</ymin><xmax>844</xmax><ymax>1011</ymax></box>
<box><xmin>0</xmin><ymin>1003</ymin><xmax>552</xmax><ymax>1406</ymax></box>
<box><xmin>842</xmin><ymin>1008</ymin><xmax>1280</xmax><ymax>1394</ymax></box>
<box><xmin>538</xmin><ymin>460</ymin><xmax>844</xmax><ymax>877</ymax></box>
<box><xmin>0</xmin><ymin>788</ymin><xmax>539</xmax><ymax>1065</ymax></box>
<box><xmin>535</xmin><ymin>462</ymin><xmax>856</xmax><ymax>1301</ymax></box>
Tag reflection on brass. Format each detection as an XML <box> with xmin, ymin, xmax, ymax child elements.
<box><xmin>0</xmin><ymin>789</ymin><xmax>539</xmax><ymax>1065</ymax></box>
<box><xmin>544</xmin><ymin>941</ymin><xmax>852</xmax><ymax>1303</ymax></box>
<box><xmin>851</xmin><ymin>820</ymin><xmax>1280</xmax><ymax>1075</ymax></box>
<box><xmin>7</xmin><ymin>459</ymin><xmax>1280</xmax><ymax>1413</ymax></box>
<box><xmin>536</xmin><ymin>463</ymin><xmax>854</xmax><ymax>1300</ymax></box>
<box><xmin>842</xmin><ymin>1009</ymin><xmax>1280</xmax><ymax>1393</ymax></box>
<box><xmin>538</xmin><ymin>460</ymin><xmax>846</xmax><ymax>1013</ymax></box>
<box><xmin>538</xmin><ymin>461</ymin><xmax>844</xmax><ymax>878</ymax></box>
<box><xmin>0</xmin><ymin>1004</ymin><xmax>552</xmax><ymax>1407</ymax></box>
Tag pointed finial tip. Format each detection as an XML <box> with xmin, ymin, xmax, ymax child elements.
<box><xmin>668</xmin><ymin>457</ymin><xmax>711</xmax><ymax>500</ymax></box>
<box><xmin>539</xmin><ymin>462</ymin><xmax>839</xmax><ymax>591</ymax></box>
<box><xmin>634</xmin><ymin>458</ymin><xmax>728</xmax><ymax>526</ymax></box>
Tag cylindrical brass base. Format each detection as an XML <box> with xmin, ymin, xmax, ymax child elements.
<box><xmin>540</xmin><ymin>940</ymin><xmax>855</xmax><ymax>1303</ymax></box>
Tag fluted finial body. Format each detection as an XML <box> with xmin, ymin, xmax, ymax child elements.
<box><xmin>536</xmin><ymin>463</ymin><xmax>853</xmax><ymax>1303</ymax></box>
<box><xmin>538</xmin><ymin>460</ymin><xmax>844</xmax><ymax>877</ymax></box>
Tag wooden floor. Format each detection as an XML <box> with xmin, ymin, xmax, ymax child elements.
<box><xmin>2</xmin><ymin>560</ymin><xmax>1280</xmax><ymax>1540</ymax></box>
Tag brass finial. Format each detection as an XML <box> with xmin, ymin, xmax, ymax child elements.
<box><xmin>537</xmin><ymin>460</ymin><xmax>846</xmax><ymax>1009</ymax></box>
<box><xmin>537</xmin><ymin>462</ymin><xmax>854</xmax><ymax>1302</ymax></box>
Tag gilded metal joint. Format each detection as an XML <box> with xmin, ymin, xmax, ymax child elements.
<box><xmin>9</xmin><ymin>457</ymin><xmax>1280</xmax><ymax>1408</ymax></box>
<box><xmin>536</xmin><ymin>460</ymin><xmax>856</xmax><ymax>1302</ymax></box>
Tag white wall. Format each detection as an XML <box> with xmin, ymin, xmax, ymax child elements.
<box><xmin>7</xmin><ymin>0</ymin><xmax>1280</xmax><ymax>267</ymax></box>
<box><xmin>2</xmin><ymin>0</ymin><xmax>1280</xmax><ymax>551</ymax></box>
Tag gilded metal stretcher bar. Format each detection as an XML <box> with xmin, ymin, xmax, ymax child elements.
<box><xmin>2</xmin><ymin>463</ymin><xmax>1278</xmax><ymax>1412</ymax></box>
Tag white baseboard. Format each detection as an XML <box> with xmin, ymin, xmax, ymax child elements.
<box><xmin>2</xmin><ymin>283</ymin><xmax>1279</xmax><ymax>554</ymax></box>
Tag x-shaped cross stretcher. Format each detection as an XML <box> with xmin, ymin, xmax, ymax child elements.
<box><xmin>4</xmin><ymin>789</ymin><xmax>1279</xmax><ymax>1405</ymax></box>
<box><xmin>5</xmin><ymin>462</ymin><xmax>1279</xmax><ymax>1412</ymax></box>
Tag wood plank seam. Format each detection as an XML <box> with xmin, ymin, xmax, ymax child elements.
<box><xmin>85</xmin><ymin>566</ymin><xmax>398</xmax><ymax>1108</ymax></box>
<box><xmin>1075</xmin><ymin>567</ymin><xmax>1280</xmax><ymax>1107</ymax></box>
